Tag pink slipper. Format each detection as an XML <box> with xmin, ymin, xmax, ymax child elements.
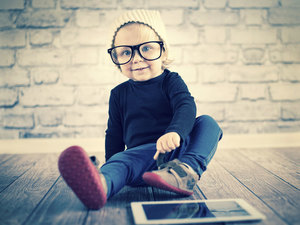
<box><xmin>58</xmin><ymin>146</ymin><xmax>106</xmax><ymax>209</ymax></box>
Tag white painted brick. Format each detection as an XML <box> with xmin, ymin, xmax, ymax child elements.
<box><xmin>203</xmin><ymin>0</ymin><xmax>227</xmax><ymax>9</ymax></box>
<box><xmin>77</xmin><ymin>87</ymin><xmax>109</xmax><ymax>106</ymax></box>
<box><xmin>169</xmin><ymin>65</ymin><xmax>198</xmax><ymax>84</ymax></box>
<box><xmin>161</xmin><ymin>10</ymin><xmax>184</xmax><ymax>26</ymax></box>
<box><xmin>226</xmin><ymin>101</ymin><xmax>280</xmax><ymax>121</ymax></box>
<box><xmin>280</xmin><ymin>65</ymin><xmax>300</xmax><ymax>82</ymax></box>
<box><xmin>239</xmin><ymin>84</ymin><xmax>267</xmax><ymax>100</ymax></box>
<box><xmin>269</xmin><ymin>83</ymin><xmax>300</xmax><ymax>101</ymax></box>
<box><xmin>21</xmin><ymin>86</ymin><xmax>75</xmax><ymax>107</ymax></box>
<box><xmin>230</xmin><ymin>28</ymin><xmax>277</xmax><ymax>44</ymax></box>
<box><xmin>281</xmin><ymin>0</ymin><xmax>300</xmax><ymax>7</ymax></box>
<box><xmin>0</xmin><ymin>68</ymin><xmax>30</xmax><ymax>87</ymax></box>
<box><xmin>195</xmin><ymin>103</ymin><xmax>225</xmax><ymax>121</ymax></box>
<box><xmin>242</xmin><ymin>48</ymin><xmax>265</xmax><ymax>64</ymax></box>
<box><xmin>269</xmin><ymin>8</ymin><xmax>300</xmax><ymax>25</ymax></box>
<box><xmin>168</xmin><ymin>46</ymin><xmax>183</xmax><ymax>64</ymax></box>
<box><xmin>282</xmin><ymin>103</ymin><xmax>300</xmax><ymax>120</ymax></box>
<box><xmin>167</xmin><ymin>26</ymin><xmax>198</xmax><ymax>45</ymax></box>
<box><xmin>204</xmin><ymin>27</ymin><xmax>226</xmax><ymax>44</ymax></box>
<box><xmin>199</xmin><ymin>65</ymin><xmax>226</xmax><ymax>84</ymax></box>
<box><xmin>0</xmin><ymin>113</ymin><xmax>34</xmax><ymax>129</ymax></box>
<box><xmin>229</xmin><ymin>0</ymin><xmax>278</xmax><ymax>8</ymax></box>
<box><xmin>31</xmin><ymin>68</ymin><xmax>59</xmax><ymax>85</ymax></box>
<box><xmin>17</xmin><ymin>49</ymin><xmax>69</xmax><ymax>66</ymax></box>
<box><xmin>269</xmin><ymin>45</ymin><xmax>300</xmax><ymax>63</ymax></box>
<box><xmin>147</xmin><ymin>0</ymin><xmax>198</xmax><ymax>8</ymax></box>
<box><xmin>0</xmin><ymin>88</ymin><xmax>18</xmax><ymax>107</ymax></box>
<box><xmin>0</xmin><ymin>129</ymin><xmax>19</xmax><ymax>139</ymax></box>
<box><xmin>229</xmin><ymin>65</ymin><xmax>278</xmax><ymax>83</ymax></box>
<box><xmin>0</xmin><ymin>0</ymin><xmax>24</xmax><ymax>10</ymax></box>
<box><xmin>0</xmin><ymin>30</ymin><xmax>26</xmax><ymax>48</ymax></box>
<box><xmin>184</xmin><ymin>46</ymin><xmax>238</xmax><ymax>64</ymax></box>
<box><xmin>189</xmin><ymin>84</ymin><xmax>237</xmax><ymax>102</ymax></box>
<box><xmin>60</xmin><ymin>28</ymin><xmax>107</xmax><ymax>46</ymax></box>
<box><xmin>190</xmin><ymin>11</ymin><xmax>239</xmax><ymax>26</ymax></box>
<box><xmin>17</xmin><ymin>10</ymin><xmax>71</xmax><ymax>28</ymax></box>
<box><xmin>64</xmin><ymin>108</ymin><xmax>106</xmax><ymax>127</ymax></box>
<box><xmin>120</xmin><ymin>0</ymin><xmax>145</xmax><ymax>8</ymax></box>
<box><xmin>0</xmin><ymin>49</ymin><xmax>15</xmax><ymax>67</ymax></box>
<box><xmin>72</xmin><ymin>47</ymin><xmax>99</xmax><ymax>65</ymax></box>
<box><xmin>36</xmin><ymin>108</ymin><xmax>63</xmax><ymax>127</ymax></box>
<box><xmin>281</xmin><ymin>27</ymin><xmax>300</xmax><ymax>43</ymax></box>
<box><xmin>61</xmin><ymin>0</ymin><xmax>117</xmax><ymax>9</ymax></box>
<box><xmin>242</xmin><ymin>10</ymin><xmax>265</xmax><ymax>25</ymax></box>
<box><xmin>32</xmin><ymin>0</ymin><xmax>56</xmax><ymax>8</ymax></box>
<box><xmin>76</xmin><ymin>10</ymin><xmax>101</xmax><ymax>27</ymax></box>
<box><xmin>0</xmin><ymin>12</ymin><xmax>13</xmax><ymax>28</ymax></box>
<box><xmin>30</xmin><ymin>30</ymin><xmax>53</xmax><ymax>45</ymax></box>
<box><xmin>62</xmin><ymin>66</ymin><xmax>118</xmax><ymax>86</ymax></box>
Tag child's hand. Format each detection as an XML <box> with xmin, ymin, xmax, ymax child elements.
<box><xmin>154</xmin><ymin>132</ymin><xmax>181</xmax><ymax>160</ymax></box>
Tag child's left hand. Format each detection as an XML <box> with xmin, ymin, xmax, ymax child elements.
<box><xmin>154</xmin><ymin>132</ymin><xmax>181</xmax><ymax>160</ymax></box>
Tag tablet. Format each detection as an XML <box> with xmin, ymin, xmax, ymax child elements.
<box><xmin>131</xmin><ymin>199</ymin><xmax>265</xmax><ymax>224</ymax></box>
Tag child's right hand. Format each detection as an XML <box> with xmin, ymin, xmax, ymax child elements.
<box><xmin>154</xmin><ymin>132</ymin><xmax>181</xmax><ymax>160</ymax></box>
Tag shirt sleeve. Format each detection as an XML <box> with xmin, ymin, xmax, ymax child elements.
<box><xmin>105</xmin><ymin>89</ymin><xmax>125</xmax><ymax>161</ymax></box>
<box><xmin>164</xmin><ymin>72</ymin><xmax>197</xmax><ymax>141</ymax></box>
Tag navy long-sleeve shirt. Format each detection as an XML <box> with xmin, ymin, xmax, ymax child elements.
<box><xmin>105</xmin><ymin>69</ymin><xmax>196</xmax><ymax>161</ymax></box>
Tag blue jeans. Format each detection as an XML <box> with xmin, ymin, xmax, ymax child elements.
<box><xmin>100</xmin><ymin>115</ymin><xmax>223</xmax><ymax>199</ymax></box>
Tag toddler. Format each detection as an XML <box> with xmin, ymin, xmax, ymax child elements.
<box><xmin>58</xmin><ymin>9</ymin><xmax>223</xmax><ymax>210</ymax></box>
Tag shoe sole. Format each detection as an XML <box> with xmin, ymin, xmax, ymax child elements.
<box><xmin>58</xmin><ymin>146</ymin><xmax>106</xmax><ymax>209</ymax></box>
<box><xmin>142</xmin><ymin>172</ymin><xmax>193</xmax><ymax>196</ymax></box>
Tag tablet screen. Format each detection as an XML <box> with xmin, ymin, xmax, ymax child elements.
<box><xmin>142</xmin><ymin>201</ymin><xmax>250</xmax><ymax>220</ymax></box>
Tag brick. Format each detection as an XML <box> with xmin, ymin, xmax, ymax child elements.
<box><xmin>76</xmin><ymin>10</ymin><xmax>101</xmax><ymax>27</ymax></box>
<box><xmin>282</xmin><ymin>103</ymin><xmax>300</xmax><ymax>120</ymax></box>
<box><xmin>281</xmin><ymin>65</ymin><xmax>300</xmax><ymax>82</ymax></box>
<box><xmin>0</xmin><ymin>113</ymin><xmax>34</xmax><ymax>129</ymax></box>
<box><xmin>269</xmin><ymin>45</ymin><xmax>300</xmax><ymax>63</ymax></box>
<box><xmin>204</xmin><ymin>27</ymin><xmax>226</xmax><ymax>44</ymax></box>
<box><xmin>36</xmin><ymin>109</ymin><xmax>63</xmax><ymax>127</ymax></box>
<box><xmin>64</xmin><ymin>109</ymin><xmax>106</xmax><ymax>127</ymax></box>
<box><xmin>189</xmin><ymin>84</ymin><xmax>237</xmax><ymax>102</ymax></box>
<box><xmin>60</xmin><ymin>28</ymin><xmax>107</xmax><ymax>46</ymax></box>
<box><xmin>17</xmin><ymin>49</ymin><xmax>69</xmax><ymax>66</ymax></box>
<box><xmin>167</xmin><ymin>26</ymin><xmax>198</xmax><ymax>45</ymax></box>
<box><xmin>0</xmin><ymin>88</ymin><xmax>18</xmax><ymax>107</ymax></box>
<box><xmin>161</xmin><ymin>10</ymin><xmax>184</xmax><ymax>26</ymax></box>
<box><xmin>147</xmin><ymin>0</ymin><xmax>198</xmax><ymax>8</ymax></box>
<box><xmin>0</xmin><ymin>12</ymin><xmax>13</xmax><ymax>28</ymax></box>
<box><xmin>195</xmin><ymin>103</ymin><xmax>225</xmax><ymax>121</ymax></box>
<box><xmin>183</xmin><ymin>46</ymin><xmax>238</xmax><ymax>64</ymax></box>
<box><xmin>30</xmin><ymin>30</ymin><xmax>53</xmax><ymax>45</ymax></box>
<box><xmin>242</xmin><ymin>10</ymin><xmax>265</xmax><ymax>25</ymax></box>
<box><xmin>203</xmin><ymin>0</ymin><xmax>227</xmax><ymax>8</ymax></box>
<box><xmin>16</xmin><ymin>10</ymin><xmax>71</xmax><ymax>28</ymax></box>
<box><xmin>31</xmin><ymin>68</ymin><xmax>59</xmax><ymax>85</ymax></box>
<box><xmin>61</xmin><ymin>0</ymin><xmax>117</xmax><ymax>9</ymax></box>
<box><xmin>242</xmin><ymin>48</ymin><xmax>265</xmax><ymax>64</ymax></box>
<box><xmin>32</xmin><ymin>0</ymin><xmax>55</xmax><ymax>8</ymax></box>
<box><xmin>198</xmin><ymin>65</ymin><xmax>226</xmax><ymax>83</ymax></box>
<box><xmin>229</xmin><ymin>0</ymin><xmax>278</xmax><ymax>8</ymax></box>
<box><xmin>269</xmin><ymin>8</ymin><xmax>300</xmax><ymax>25</ymax></box>
<box><xmin>230</xmin><ymin>28</ymin><xmax>277</xmax><ymax>44</ymax></box>
<box><xmin>0</xmin><ymin>129</ymin><xmax>19</xmax><ymax>139</ymax></box>
<box><xmin>0</xmin><ymin>0</ymin><xmax>24</xmax><ymax>10</ymax></box>
<box><xmin>0</xmin><ymin>49</ymin><xmax>15</xmax><ymax>67</ymax></box>
<box><xmin>21</xmin><ymin>86</ymin><xmax>75</xmax><ymax>107</ymax></box>
<box><xmin>226</xmin><ymin>101</ymin><xmax>280</xmax><ymax>121</ymax></box>
<box><xmin>72</xmin><ymin>47</ymin><xmax>99</xmax><ymax>65</ymax></box>
<box><xmin>281</xmin><ymin>27</ymin><xmax>300</xmax><ymax>43</ymax></box>
<box><xmin>77</xmin><ymin>87</ymin><xmax>109</xmax><ymax>106</ymax></box>
<box><xmin>239</xmin><ymin>84</ymin><xmax>267</xmax><ymax>100</ymax></box>
<box><xmin>229</xmin><ymin>65</ymin><xmax>278</xmax><ymax>83</ymax></box>
<box><xmin>0</xmin><ymin>30</ymin><xmax>26</xmax><ymax>48</ymax></box>
<box><xmin>269</xmin><ymin>83</ymin><xmax>300</xmax><ymax>101</ymax></box>
<box><xmin>169</xmin><ymin>65</ymin><xmax>197</xmax><ymax>84</ymax></box>
<box><xmin>281</xmin><ymin>0</ymin><xmax>300</xmax><ymax>7</ymax></box>
<box><xmin>120</xmin><ymin>0</ymin><xmax>145</xmax><ymax>8</ymax></box>
<box><xmin>190</xmin><ymin>11</ymin><xmax>239</xmax><ymax>26</ymax></box>
<box><xmin>0</xmin><ymin>68</ymin><xmax>30</xmax><ymax>87</ymax></box>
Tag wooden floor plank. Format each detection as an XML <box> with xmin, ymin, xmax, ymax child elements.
<box><xmin>215</xmin><ymin>149</ymin><xmax>300</xmax><ymax>225</ymax></box>
<box><xmin>23</xmin><ymin>177</ymin><xmax>88</xmax><ymax>225</ymax></box>
<box><xmin>0</xmin><ymin>154</ymin><xmax>60</xmax><ymax>225</ymax></box>
<box><xmin>0</xmin><ymin>154</ymin><xmax>14</xmax><ymax>165</ymax></box>
<box><xmin>200</xmin><ymin>158</ymin><xmax>287</xmax><ymax>225</ymax></box>
<box><xmin>269</xmin><ymin>147</ymin><xmax>300</xmax><ymax>164</ymax></box>
<box><xmin>238</xmin><ymin>148</ymin><xmax>300</xmax><ymax>189</ymax></box>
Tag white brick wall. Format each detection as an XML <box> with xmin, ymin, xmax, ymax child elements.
<box><xmin>0</xmin><ymin>0</ymin><xmax>300</xmax><ymax>139</ymax></box>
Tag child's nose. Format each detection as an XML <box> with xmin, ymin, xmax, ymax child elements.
<box><xmin>132</xmin><ymin>50</ymin><xmax>143</xmax><ymax>63</ymax></box>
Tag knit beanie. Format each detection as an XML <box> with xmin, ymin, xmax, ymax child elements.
<box><xmin>109</xmin><ymin>9</ymin><xmax>170</xmax><ymax>59</ymax></box>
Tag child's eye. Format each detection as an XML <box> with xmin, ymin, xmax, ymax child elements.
<box><xmin>141</xmin><ymin>46</ymin><xmax>151</xmax><ymax>52</ymax></box>
<box><xmin>121</xmin><ymin>50</ymin><xmax>131</xmax><ymax>56</ymax></box>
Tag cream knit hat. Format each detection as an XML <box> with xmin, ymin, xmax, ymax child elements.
<box><xmin>109</xmin><ymin>9</ymin><xmax>170</xmax><ymax>60</ymax></box>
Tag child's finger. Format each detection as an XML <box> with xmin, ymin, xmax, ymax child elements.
<box><xmin>153</xmin><ymin>150</ymin><xmax>160</xmax><ymax>160</ymax></box>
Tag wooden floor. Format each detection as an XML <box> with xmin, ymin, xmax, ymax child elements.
<box><xmin>0</xmin><ymin>147</ymin><xmax>299</xmax><ymax>225</ymax></box>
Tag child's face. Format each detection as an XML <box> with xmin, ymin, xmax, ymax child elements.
<box><xmin>114</xmin><ymin>23</ymin><xmax>165</xmax><ymax>82</ymax></box>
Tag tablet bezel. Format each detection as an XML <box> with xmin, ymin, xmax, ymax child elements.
<box><xmin>131</xmin><ymin>199</ymin><xmax>265</xmax><ymax>224</ymax></box>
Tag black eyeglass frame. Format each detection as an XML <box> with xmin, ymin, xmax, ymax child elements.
<box><xmin>107</xmin><ymin>41</ymin><xmax>164</xmax><ymax>66</ymax></box>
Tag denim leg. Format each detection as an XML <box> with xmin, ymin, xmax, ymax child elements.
<box><xmin>100</xmin><ymin>143</ymin><xmax>157</xmax><ymax>199</ymax></box>
<box><xmin>166</xmin><ymin>115</ymin><xmax>223</xmax><ymax>177</ymax></box>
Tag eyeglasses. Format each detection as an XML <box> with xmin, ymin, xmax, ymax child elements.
<box><xmin>107</xmin><ymin>41</ymin><xmax>164</xmax><ymax>65</ymax></box>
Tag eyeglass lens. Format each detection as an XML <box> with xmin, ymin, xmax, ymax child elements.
<box><xmin>110</xmin><ymin>42</ymin><xmax>162</xmax><ymax>65</ymax></box>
